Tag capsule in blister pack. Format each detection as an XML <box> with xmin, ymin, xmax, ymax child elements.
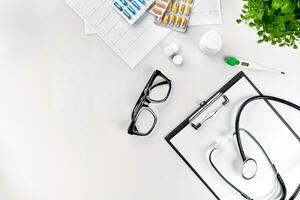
<box><xmin>148</xmin><ymin>0</ymin><xmax>171</xmax><ymax>17</ymax></box>
<box><xmin>155</xmin><ymin>0</ymin><xmax>194</xmax><ymax>32</ymax></box>
<box><xmin>111</xmin><ymin>0</ymin><xmax>155</xmax><ymax>24</ymax></box>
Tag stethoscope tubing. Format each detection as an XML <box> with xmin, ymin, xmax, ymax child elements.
<box><xmin>209</xmin><ymin>128</ymin><xmax>287</xmax><ymax>200</ymax></box>
<box><xmin>235</xmin><ymin>95</ymin><xmax>300</xmax><ymax>162</ymax></box>
<box><xmin>209</xmin><ymin>147</ymin><xmax>253</xmax><ymax>200</ymax></box>
<box><xmin>234</xmin><ymin>95</ymin><xmax>300</xmax><ymax>200</ymax></box>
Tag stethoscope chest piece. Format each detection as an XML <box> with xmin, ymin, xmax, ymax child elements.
<box><xmin>242</xmin><ymin>158</ymin><xmax>257</xmax><ymax>180</ymax></box>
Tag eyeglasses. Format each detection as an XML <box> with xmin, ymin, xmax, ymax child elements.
<box><xmin>128</xmin><ymin>70</ymin><xmax>172</xmax><ymax>136</ymax></box>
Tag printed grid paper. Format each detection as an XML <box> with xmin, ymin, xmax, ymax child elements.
<box><xmin>66</xmin><ymin>0</ymin><xmax>171</xmax><ymax>68</ymax></box>
<box><xmin>190</xmin><ymin>0</ymin><xmax>222</xmax><ymax>26</ymax></box>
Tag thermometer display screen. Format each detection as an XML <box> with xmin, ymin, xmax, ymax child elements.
<box><xmin>241</xmin><ymin>62</ymin><xmax>249</xmax><ymax>67</ymax></box>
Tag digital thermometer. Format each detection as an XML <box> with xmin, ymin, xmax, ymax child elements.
<box><xmin>225</xmin><ymin>56</ymin><xmax>286</xmax><ymax>75</ymax></box>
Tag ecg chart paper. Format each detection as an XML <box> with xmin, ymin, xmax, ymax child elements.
<box><xmin>66</xmin><ymin>0</ymin><xmax>171</xmax><ymax>68</ymax></box>
<box><xmin>190</xmin><ymin>0</ymin><xmax>222</xmax><ymax>26</ymax></box>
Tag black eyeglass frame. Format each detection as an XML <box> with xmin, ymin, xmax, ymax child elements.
<box><xmin>128</xmin><ymin>70</ymin><xmax>172</xmax><ymax>136</ymax></box>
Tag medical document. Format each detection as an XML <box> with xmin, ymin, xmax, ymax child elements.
<box><xmin>170</xmin><ymin>77</ymin><xmax>300</xmax><ymax>199</ymax></box>
<box><xmin>66</xmin><ymin>0</ymin><xmax>170</xmax><ymax>68</ymax></box>
<box><xmin>190</xmin><ymin>0</ymin><xmax>222</xmax><ymax>26</ymax></box>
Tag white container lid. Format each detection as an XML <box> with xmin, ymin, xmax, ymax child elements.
<box><xmin>199</xmin><ymin>31</ymin><xmax>223</xmax><ymax>55</ymax></box>
<box><xmin>163</xmin><ymin>43</ymin><xmax>179</xmax><ymax>57</ymax></box>
<box><xmin>172</xmin><ymin>55</ymin><xmax>183</xmax><ymax>65</ymax></box>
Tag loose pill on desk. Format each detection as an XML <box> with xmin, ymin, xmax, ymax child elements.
<box><xmin>131</xmin><ymin>0</ymin><xmax>141</xmax><ymax>10</ymax></box>
<box><xmin>114</xmin><ymin>2</ymin><xmax>123</xmax><ymax>11</ymax></box>
<box><xmin>185</xmin><ymin>5</ymin><xmax>191</xmax><ymax>16</ymax></box>
<box><xmin>127</xmin><ymin>5</ymin><xmax>136</xmax><ymax>14</ymax></box>
<box><xmin>120</xmin><ymin>0</ymin><xmax>128</xmax><ymax>6</ymax></box>
<box><xmin>122</xmin><ymin>9</ymin><xmax>131</xmax><ymax>19</ymax></box>
<box><xmin>172</xmin><ymin>3</ymin><xmax>179</xmax><ymax>13</ymax></box>
<box><xmin>179</xmin><ymin>4</ymin><xmax>185</xmax><ymax>14</ymax></box>
<box><xmin>167</xmin><ymin>43</ymin><xmax>179</xmax><ymax>55</ymax></box>
<box><xmin>173</xmin><ymin>55</ymin><xmax>183</xmax><ymax>65</ymax></box>
<box><xmin>169</xmin><ymin>14</ymin><xmax>176</xmax><ymax>25</ymax></box>
<box><xmin>163</xmin><ymin>43</ymin><xmax>179</xmax><ymax>56</ymax></box>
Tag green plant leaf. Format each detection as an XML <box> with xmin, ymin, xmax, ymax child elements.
<box><xmin>257</xmin><ymin>30</ymin><xmax>264</xmax><ymax>35</ymax></box>
<box><xmin>281</xmin><ymin>0</ymin><xmax>295</xmax><ymax>14</ymax></box>
<box><xmin>258</xmin><ymin>39</ymin><xmax>264</xmax><ymax>43</ymax></box>
<box><xmin>237</xmin><ymin>0</ymin><xmax>300</xmax><ymax>49</ymax></box>
<box><xmin>249</xmin><ymin>22</ymin><xmax>255</xmax><ymax>27</ymax></box>
<box><xmin>272</xmin><ymin>0</ymin><xmax>283</xmax><ymax>9</ymax></box>
<box><xmin>236</xmin><ymin>19</ymin><xmax>242</xmax><ymax>24</ymax></box>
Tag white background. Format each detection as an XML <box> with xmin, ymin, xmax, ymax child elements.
<box><xmin>0</xmin><ymin>0</ymin><xmax>300</xmax><ymax>200</ymax></box>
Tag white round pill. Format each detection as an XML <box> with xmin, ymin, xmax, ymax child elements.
<box><xmin>172</xmin><ymin>55</ymin><xmax>183</xmax><ymax>65</ymax></box>
<box><xmin>163</xmin><ymin>43</ymin><xmax>179</xmax><ymax>57</ymax></box>
<box><xmin>169</xmin><ymin>43</ymin><xmax>179</xmax><ymax>53</ymax></box>
<box><xmin>163</xmin><ymin>46</ymin><xmax>175</xmax><ymax>57</ymax></box>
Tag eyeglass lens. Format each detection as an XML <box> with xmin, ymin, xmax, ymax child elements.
<box><xmin>134</xmin><ymin>108</ymin><xmax>156</xmax><ymax>135</ymax></box>
<box><xmin>132</xmin><ymin>73</ymin><xmax>170</xmax><ymax>135</ymax></box>
<box><xmin>148</xmin><ymin>75</ymin><xmax>170</xmax><ymax>102</ymax></box>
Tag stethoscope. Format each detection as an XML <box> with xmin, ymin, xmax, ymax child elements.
<box><xmin>208</xmin><ymin>95</ymin><xmax>300</xmax><ymax>200</ymax></box>
<box><xmin>209</xmin><ymin>129</ymin><xmax>286</xmax><ymax>200</ymax></box>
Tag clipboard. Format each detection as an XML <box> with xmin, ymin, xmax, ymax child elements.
<box><xmin>165</xmin><ymin>71</ymin><xmax>298</xmax><ymax>199</ymax></box>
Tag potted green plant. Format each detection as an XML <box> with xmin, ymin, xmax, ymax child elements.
<box><xmin>237</xmin><ymin>0</ymin><xmax>300</xmax><ymax>48</ymax></box>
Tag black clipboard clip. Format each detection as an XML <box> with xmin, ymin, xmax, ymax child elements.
<box><xmin>189</xmin><ymin>93</ymin><xmax>230</xmax><ymax>130</ymax></box>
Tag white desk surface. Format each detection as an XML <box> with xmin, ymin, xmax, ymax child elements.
<box><xmin>0</xmin><ymin>0</ymin><xmax>300</xmax><ymax>200</ymax></box>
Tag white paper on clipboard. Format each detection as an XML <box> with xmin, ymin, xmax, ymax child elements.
<box><xmin>169</xmin><ymin>76</ymin><xmax>300</xmax><ymax>199</ymax></box>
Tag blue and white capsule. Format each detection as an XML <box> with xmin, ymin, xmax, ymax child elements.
<box><xmin>122</xmin><ymin>9</ymin><xmax>131</xmax><ymax>19</ymax></box>
<box><xmin>113</xmin><ymin>2</ymin><xmax>123</xmax><ymax>11</ymax></box>
<box><xmin>127</xmin><ymin>5</ymin><xmax>136</xmax><ymax>15</ymax></box>
<box><xmin>131</xmin><ymin>0</ymin><xmax>141</xmax><ymax>10</ymax></box>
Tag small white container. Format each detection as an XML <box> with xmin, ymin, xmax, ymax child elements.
<box><xmin>163</xmin><ymin>43</ymin><xmax>179</xmax><ymax>57</ymax></box>
<box><xmin>163</xmin><ymin>43</ymin><xmax>183</xmax><ymax>66</ymax></box>
<box><xmin>172</xmin><ymin>55</ymin><xmax>183</xmax><ymax>65</ymax></box>
<box><xmin>199</xmin><ymin>31</ymin><xmax>223</xmax><ymax>55</ymax></box>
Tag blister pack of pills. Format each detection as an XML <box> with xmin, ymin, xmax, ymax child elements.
<box><xmin>155</xmin><ymin>0</ymin><xmax>194</xmax><ymax>32</ymax></box>
<box><xmin>148</xmin><ymin>0</ymin><xmax>171</xmax><ymax>17</ymax></box>
<box><xmin>111</xmin><ymin>0</ymin><xmax>155</xmax><ymax>24</ymax></box>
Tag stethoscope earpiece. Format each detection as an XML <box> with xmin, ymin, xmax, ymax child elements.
<box><xmin>242</xmin><ymin>158</ymin><xmax>257</xmax><ymax>180</ymax></box>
